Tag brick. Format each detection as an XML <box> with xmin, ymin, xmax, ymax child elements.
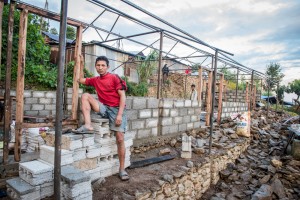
<box><xmin>132</xmin><ymin>98</ymin><xmax>147</xmax><ymax>109</ymax></box>
<box><xmin>131</xmin><ymin>120</ymin><xmax>145</xmax><ymax>129</ymax></box>
<box><xmin>161</xmin><ymin>117</ymin><xmax>173</xmax><ymax>126</ymax></box>
<box><xmin>170</xmin><ymin>109</ymin><xmax>179</xmax><ymax>117</ymax></box>
<box><xmin>33</xmin><ymin>91</ymin><xmax>45</xmax><ymax>98</ymax></box>
<box><xmin>145</xmin><ymin>118</ymin><xmax>158</xmax><ymax>128</ymax></box>
<box><xmin>152</xmin><ymin>109</ymin><xmax>159</xmax><ymax>117</ymax></box>
<box><xmin>139</xmin><ymin>109</ymin><xmax>152</xmax><ymax>118</ymax></box>
<box><xmin>25</xmin><ymin>98</ymin><xmax>38</xmax><ymax>104</ymax></box>
<box><xmin>147</xmin><ymin>98</ymin><xmax>159</xmax><ymax>109</ymax></box>
<box><xmin>137</xmin><ymin>129</ymin><xmax>151</xmax><ymax>138</ymax></box>
<box><xmin>159</xmin><ymin>99</ymin><xmax>173</xmax><ymax>108</ymax></box>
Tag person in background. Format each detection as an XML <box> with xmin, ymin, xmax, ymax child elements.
<box><xmin>190</xmin><ymin>84</ymin><xmax>198</xmax><ymax>101</ymax></box>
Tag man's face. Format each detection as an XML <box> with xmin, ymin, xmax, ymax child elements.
<box><xmin>191</xmin><ymin>86</ymin><xmax>195</xmax><ymax>90</ymax></box>
<box><xmin>95</xmin><ymin>60</ymin><xmax>109</xmax><ymax>75</ymax></box>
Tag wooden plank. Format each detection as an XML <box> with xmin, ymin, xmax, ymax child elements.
<box><xmin>217</xmin><ymin>74</ymin><xmax>224</xmax><ymax>124</ymax></box>
<box><xmin>129</xmin><ymin>155</ymin><xmax>175</xmax><ymax>169</ymax></box>
<box><xmin>0</xmin><ymin>1</ymin><xmax>3</xmax><ymax>82</ymax></box>
<box><xmin>16</xmin><ymin>3</ymin><xmax>84</xmax><ymax>27</ymax></box>
<box><xmin>246</xmin><ymin>82</ymin><xmax>249</xmax><ymax>110</ymax></box>
<box><xmin>15</xmin><ymin>120</ymin><xmax>78</xmax><ymax>129</ymax></box>
<box><xmin>71</xmin><ymin>26</ymin><xmax>83</xmax><ymax>120</ymax></box>
<box><xmin>15</xmin><ymin>9</ymin><xmax>28</xmax><ymax>162</ymax></box>
<box><xmin>197</xmin><ymin>67</ymin><xmax>203</xmax><ymax>103</ymax></box>
<box><xmin>3</xmin><ymin>2</ymin><xmax>15</xmax><ymax>165</ymax></box>
<box><xmin>205</xmin><ymin>71</ymin><xmax>212</xmax><ymax>126</ymax></box>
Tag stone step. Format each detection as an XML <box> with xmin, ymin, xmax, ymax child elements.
<box><xmin>6</xmin><ymin>177</ymin><xmax>40</xmax><ymax>200</ymax></box>
<box><xmin>40</xmin><ymin>145</ymin><xmax>73</xmax><ymax>166</ymax></box>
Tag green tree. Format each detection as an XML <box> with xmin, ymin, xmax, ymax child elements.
<box><xmin>50</xmin><ymin>27</ymin><xmax>58</xmax><ymax>35</ymax></box>
<box><xmin>286</xmin><ymin>79</ymin><xmax>300</xmax><ymax>100</ymax></box>
<box><xmin>136</xmin><ymin>50</ymin><xmax>158</xmax><ymax>83</ymax></box>
<box><xmin>218</xmin><ymin>65</ymin><xmax>236</xmax><ymax>82</ymax></box>
<box><xmin>264</xmin><ymin>62</ymin><xmax>284</xmax><ymax>91</ymax></box>
<box><xmin>66</xmin><ymin>26</ymin><xmax>76</xmax><ymax>40</ymax></box>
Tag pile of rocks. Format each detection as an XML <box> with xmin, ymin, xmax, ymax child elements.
<box><xmin>6</xmin><ymin>117</ymin><xmax>133</xmax><ymax>199</ymax></box>
<box><xmin>204</xmin><ymin>109</ymin><xmax>300</xmax><ymax>200</ymax></box>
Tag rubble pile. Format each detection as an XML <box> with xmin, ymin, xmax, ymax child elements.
<box><xmin>203</xmin><ymin>109</ymin><xmax>300</xmax><ymax>200</ymax></box>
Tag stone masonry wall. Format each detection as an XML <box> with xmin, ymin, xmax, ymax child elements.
<box><xmin>0</xmin><ymin>88</ymin><xmax>83</xmax><ymax>117</ymax></box>
<box><xmin>135</xmin><ymin>139</ymin><xmax>250</xmax><ymax>200</ymax></box>
<box><xmin>221</xmin><ymin>101</ymin><xmax>248</xmax><ymax>119</ymax></box>
<box><xmin>125</xmin><ymin>97</ymin><xmax>202</xmax><ymax>142</ymax></box>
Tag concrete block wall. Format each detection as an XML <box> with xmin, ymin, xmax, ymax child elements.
<box><xmin>125</xmin><ymin>97</ymin><xmax>202</xmax><ymax>140</ymax></box>
<box><xmin>0</xmin><ymin>88</ymin><xmax>83</xmax><ymax>117</ymax></box>
<box><xmin>221</xmin><ymin>101</ymin><xmax>248</xmax><ymax>118</ymax></box>
<box><xmin>223</xmin><ymin>90</ymin><xmax>261</xmax><ymax>102</ymax></box>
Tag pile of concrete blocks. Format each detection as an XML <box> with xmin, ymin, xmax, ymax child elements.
<box><xmin>181</xmin><ymin>135</ymin><xmax>192</xmax><ymax>158</ymax></box>
<box><xmin>6</xmin><ymin>117</ymin><xmax>133</xmax><ymax>199</ymax></box>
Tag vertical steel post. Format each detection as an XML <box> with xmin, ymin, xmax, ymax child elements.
<box><xmin>250</xmin><ymin>70</ymin><xmax>254</xmax><ymax>111</ymax></box>
<box><xmin>157</xmin><ymin>31</ymin><xmax>163</xmax><ymax>99</ymax></box>
<box><xmin>0</xmin><ymin>1</ymin><xmax>4</xmax><ymax>81</ymax></box>
<box><xmin>3</xmin><ymin>2</ymin><xmax>15</xmax><ymax>164</ymax></box>
<box><xmin>54</xmin><ymin>0</ymin><xmax>68</xmax><ymax>199</ymax></box>
<box><xmin>209</xmin><ymin>50</ymin><xmax>218</xmax><ymax>155</ymax></box>
<box><xmin>267</xmin><ymin>82</ymin><xmax>270</xmax><ymax>117</ymax></box>
<box><xmin>235</xmin><ymin>69</ymin><xmax>239</xmax><ymax>101</ymax></box>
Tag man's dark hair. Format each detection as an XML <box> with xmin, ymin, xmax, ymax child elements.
<box><xmin>191</xmin><ymin>84</ymin><xmax>195</xmax><ymax>87</ymax></box>
<box><xmin>95</xmin><ymin>56</ymin><xmax>109</xmax><ymax>66</ymax></box>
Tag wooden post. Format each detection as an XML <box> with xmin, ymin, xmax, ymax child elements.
<box><xmin>252</xmin><ymin>85</ymin><xmax>256</xmax><ymax>110</ymax></box>
<box><xmin>197</xmin><ymin>67</ymin><xmax>203</xmax><ymax>103</ymax></box>
<box><xmin>14</xmin><ymin>9</ymin><xmax>28</xmax><ymax>162</ymax></box>
<box><xmin>223</xmin><ymin>83</ymin><xmax>227</xmax><ymax>101</ymax></box>
<box><xmin>156</xmin><ymin>31</ymin><xmax>163</xmax><ymax>99</ymax></box>
<box><xmin>205</xmin><ymin>71</ymin><xmax>212</xmax><ymax>126</ymax></box>
<box><xmin>3</xmin><ymin>2</ymin><xmax>15</xmax><ymax>165</ymax></box>
<box><xmin>0</xmin><ymin>1</ymin><xmax>4</xmax><ymax>81</ymax></box>
<box><xmin>71</xmin><ymin>26</ymin><xmax>83</xmax><ymax>120</ymax></box>
<box><xmin>246</xmin><ymin>82</ymin><xmax>249</xmax><ymax>110</ymax></box>
<box><xmin>184</xmin><ymin>75</ymin><xmax>187</xmax><ymax>99</ymax></box>
<box><xmin>217</xmin><ymin>74</ymin><xmax>224</xmax><ymax>124</ymax></box>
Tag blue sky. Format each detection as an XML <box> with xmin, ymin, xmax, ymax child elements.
<box><xmin>24</xmin><ymin>0</ymin><xmax>300</xmax><ymax>87</ymax></box>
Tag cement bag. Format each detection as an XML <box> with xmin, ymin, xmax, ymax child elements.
<box><xmin>236</xmin><ymin>111</ymin><xmax>251</xmax><ymax>137</ymax></box>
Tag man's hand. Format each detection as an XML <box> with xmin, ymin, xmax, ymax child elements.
<box><xmin>115</xmin><ymin>114</ymin><xmax>122</xmax><ymax>127</ymax></box>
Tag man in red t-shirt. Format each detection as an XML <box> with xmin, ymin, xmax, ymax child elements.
<box><xmin>75</xmin><ymin>56</ymin><xmax>129</xmax><ymax>180</ymax></box>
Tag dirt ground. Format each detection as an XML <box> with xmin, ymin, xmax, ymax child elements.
<box><xmin>92</xmin><ymin>145</ymin><xmax>207</xmax><ymax>200</ymax></box>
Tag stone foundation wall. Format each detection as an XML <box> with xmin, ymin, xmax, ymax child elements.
<box><xmin>221</xmin><ymin>101</ymin><xmax>248</xmax><ymax>119</ymax></box>
<box><xmin>0</xmin><ymin>88</ymin><xmax>83</xmax><ymax>117</ymax></box>
<box><xmin>135</xmin><ymin>139</ymin><xmax>250</xmax><ymax>200</ymax></box>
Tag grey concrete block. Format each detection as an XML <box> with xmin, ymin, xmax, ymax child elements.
<box><xmin>24</xmin><ymin>90</ymin><xmax>32</xmax><ymax>98</ymax></box>
<box><xmin>194</xmin><ymin>108</ymin><xmax>202</xmax><ymax>115</ymax></box>
<box><xmin>161</xmin><ymin>125</ymin><xmax>178</xmax><ymax>135</ymax></box>
<box><xmin>145</xmin><ymin>118</ymin><xmax>158</xmax><ymax>128</ymax></box>
<box><xmin>40</xmin><ymin>181</ymin><xmax>53</xmax><ymax>199</ymax></box>
<box><xmin>39</xmin><ymin>98</ymin><xmax>52</xmax><ymax>104</ymax></box>
<box><xmin>191</xmin><ymin>115</ymin><xmax>200</xmax><ymax>122</ymax></box>
<box><xmin>25</xmin><ymin>98</ymin><xmax>38</xmax><ymax>104</ymax></box>
<box><xmin>61</xmin><ymin>165</ymin><xmax>90</xmax><ymax>186</ymax></box>
<box><xmin>194</xmin><ymin>121</ymin><xmax>201</xmax><ymax>129</ymax></box>
<box><xmin>170</xmin><ymin>109</ymin><xmax>179</xmax><ymax>117</ymax></box>
<box><xmin>32</xmin><ymin>104</ymin><xmax>45</xmax><ymax>111</ymax></box>
<box><xmin>187</xmin><ymin>122</ymin><xmax>194</xmax><ymax>130</ymax></box>
<box><xmin>152</xmin><ymin>109</ymin><xmax>159</xmax><ymax>117</ymax></box>
<box><xmin>139</xmin><ymin>109</ymin><xmax>152</xmax><ymax>118</ymax></box>
<box><xmin>160</xmin><ymin>108</ymin><xmax>170</xmax><ymax>117</ymax></box>
<box><xmin>23</xmin><ymin>104</ymin><xmax>31</xmax><ymax>111</ymax></box>
<box><xmin>73</xmin><ymin>148</ymin><xmax>86</xmax><ymax>162</ymax></box>
<box><xmin>183</xmin><ymin>116</ymin><xmax>190</xmax><ymax>123</ymax></box>
<box><xmin>125</xmin><ymin>98</ymin><xmax>133</xmax><ymax>109</ymax></box>
<box><xmin>137</xmin><ymin>129</ymin><xmax>151</xmax><ymax>138</ymax></box>
<box><xmin>45</xmin><ymin>91</ymin><xmax>56</xmax><ymax>98</ymax></box>
<box><xmin>161</xmin><ymin>117</ymin><xmax>173</xmax><ymax>126</ymax></box>
<box><xmin>174</xmin><ymin>100</ymin><xmax>184</xmax><ymax>108</ymax></box>
<box><xmin>151</xmin><ymin>127</ymin><xmax>158</xmax><ymax>136</ymax></box>
<box><xmin>33</xmin><ymin>91</ymin><xmax>45</xmax><ymax>98</ymax></box>
<box><xmin>178</xmin><ymin>124</ymin><xmax>187</xmax><ymax>132</ymax></box>
<box><xmin>192</xmin><ymin>100</ymin><xmax>199</xmax><ymax>107</ymax></box>
<box><xmin>147</xmin><ymin>98</ymin><xmax>159</xmax><ymax>109</ymax></box>
<box><xmin>174</xmin><ymin>116</ymin><xmax>183</xmax><ymax>124</ymax></box>
<box><xmin>184</xmin><ymin>100</ymin><xmax>192</xmax><ymax>107</ymax></box>
<box><xmin>132</xmin><ymin>98</ymin><xmax>147</xmax><ymax>109</ymax></box>
<box><xmin>159</xmin><ymin>99</ymin><xmax>173</xmax><ymax>108</ymax></box>
<box><xmin>131</xmin><ymin>120</ymin><xmax>145</xmax><ymax>130</ymax></box>
<box><xmin>10</xmin><ymin>90</ymin><xmax>16</xmax><ymax>96</ymax></box>
<box><xmin>6</xmin><ymin>177</ymin><xmax>40</xmax><ymax>200</ymax></box>
<box><xmin>38</xmin><ymin>110</ymin><xmax>51</xmax><ymax>116</ymax></box>
<box><xmin>82</xmin><ymin>134</ymin><xmax>95</xmax><ymax>147</ymax></box>
<box><xmin>45</xmin><ymin>104</ymin><xmax>56</xmax><ymax>110</ymax></box>
<box><xmin>40</xmin><ymin>145</ymin><xmax>73</xmax><ymax>166</ymax></box>
<box><xmin>179</xmin><ymin>108</ymin><xmax>188</xmax><ymax>116</ymax></box>
<box><xmin>187</xmin><ymin>108</ymin><xmax>195</xmax><ymax>115</ymax></box>
<box><xmin>126</xmin><ymin>110</ymin><xmax>138</xmax><ymax>120</ymax></box>
<box><xmin>24</xmin><ymin>111</ymin><xmax>38</xmax><ymax>116</ymax></box>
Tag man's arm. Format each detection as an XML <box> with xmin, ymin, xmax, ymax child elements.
<box><xmin>115</xmin><ymin>90</ymin><xmax>126</xmax><ymax>126</ymax></box>
<box><xmin>78</xmin><ymin>55</ymin><xmax>87</xmax><ymax>85</ymax></box>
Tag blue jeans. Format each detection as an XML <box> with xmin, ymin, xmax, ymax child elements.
<box><xmin>98</xmin><ymin>102</ymin><xmax>127</xmax><ymax>133</ymax></box>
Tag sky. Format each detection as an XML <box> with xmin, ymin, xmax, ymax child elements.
<box><xmin>23</xmin><ymin>0</ymin><xmax>300</xmax><ymax>89</ymax></box>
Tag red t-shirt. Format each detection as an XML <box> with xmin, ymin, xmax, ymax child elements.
<box><xmin>85</xmin><ymin>73</ymin><xmax>123</xmax><ymax>107</ymax></box>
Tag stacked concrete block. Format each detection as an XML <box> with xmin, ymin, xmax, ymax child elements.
<box><xmin>181</xmin><ymin>135</ymin><xmax>192</xmax><ymax>159</ymax></box>
<box><xmin>61</xmin><ymin>166</ymin><xmax>92</xmax><ymax>200</ymax></box>
<box><xmin>221</xmin><ymin>101</ymin><xmax>248</xmax><ymax>119</ymax></box>
<box><xmin>40</xmin><ymin>145</ymin><xmax>73</xmax><ymax>166</ymax></box>
<box><xmin>6</xmin><ymin>178</ymin><xmax>40</xmax><ymax>200</ymax></box>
